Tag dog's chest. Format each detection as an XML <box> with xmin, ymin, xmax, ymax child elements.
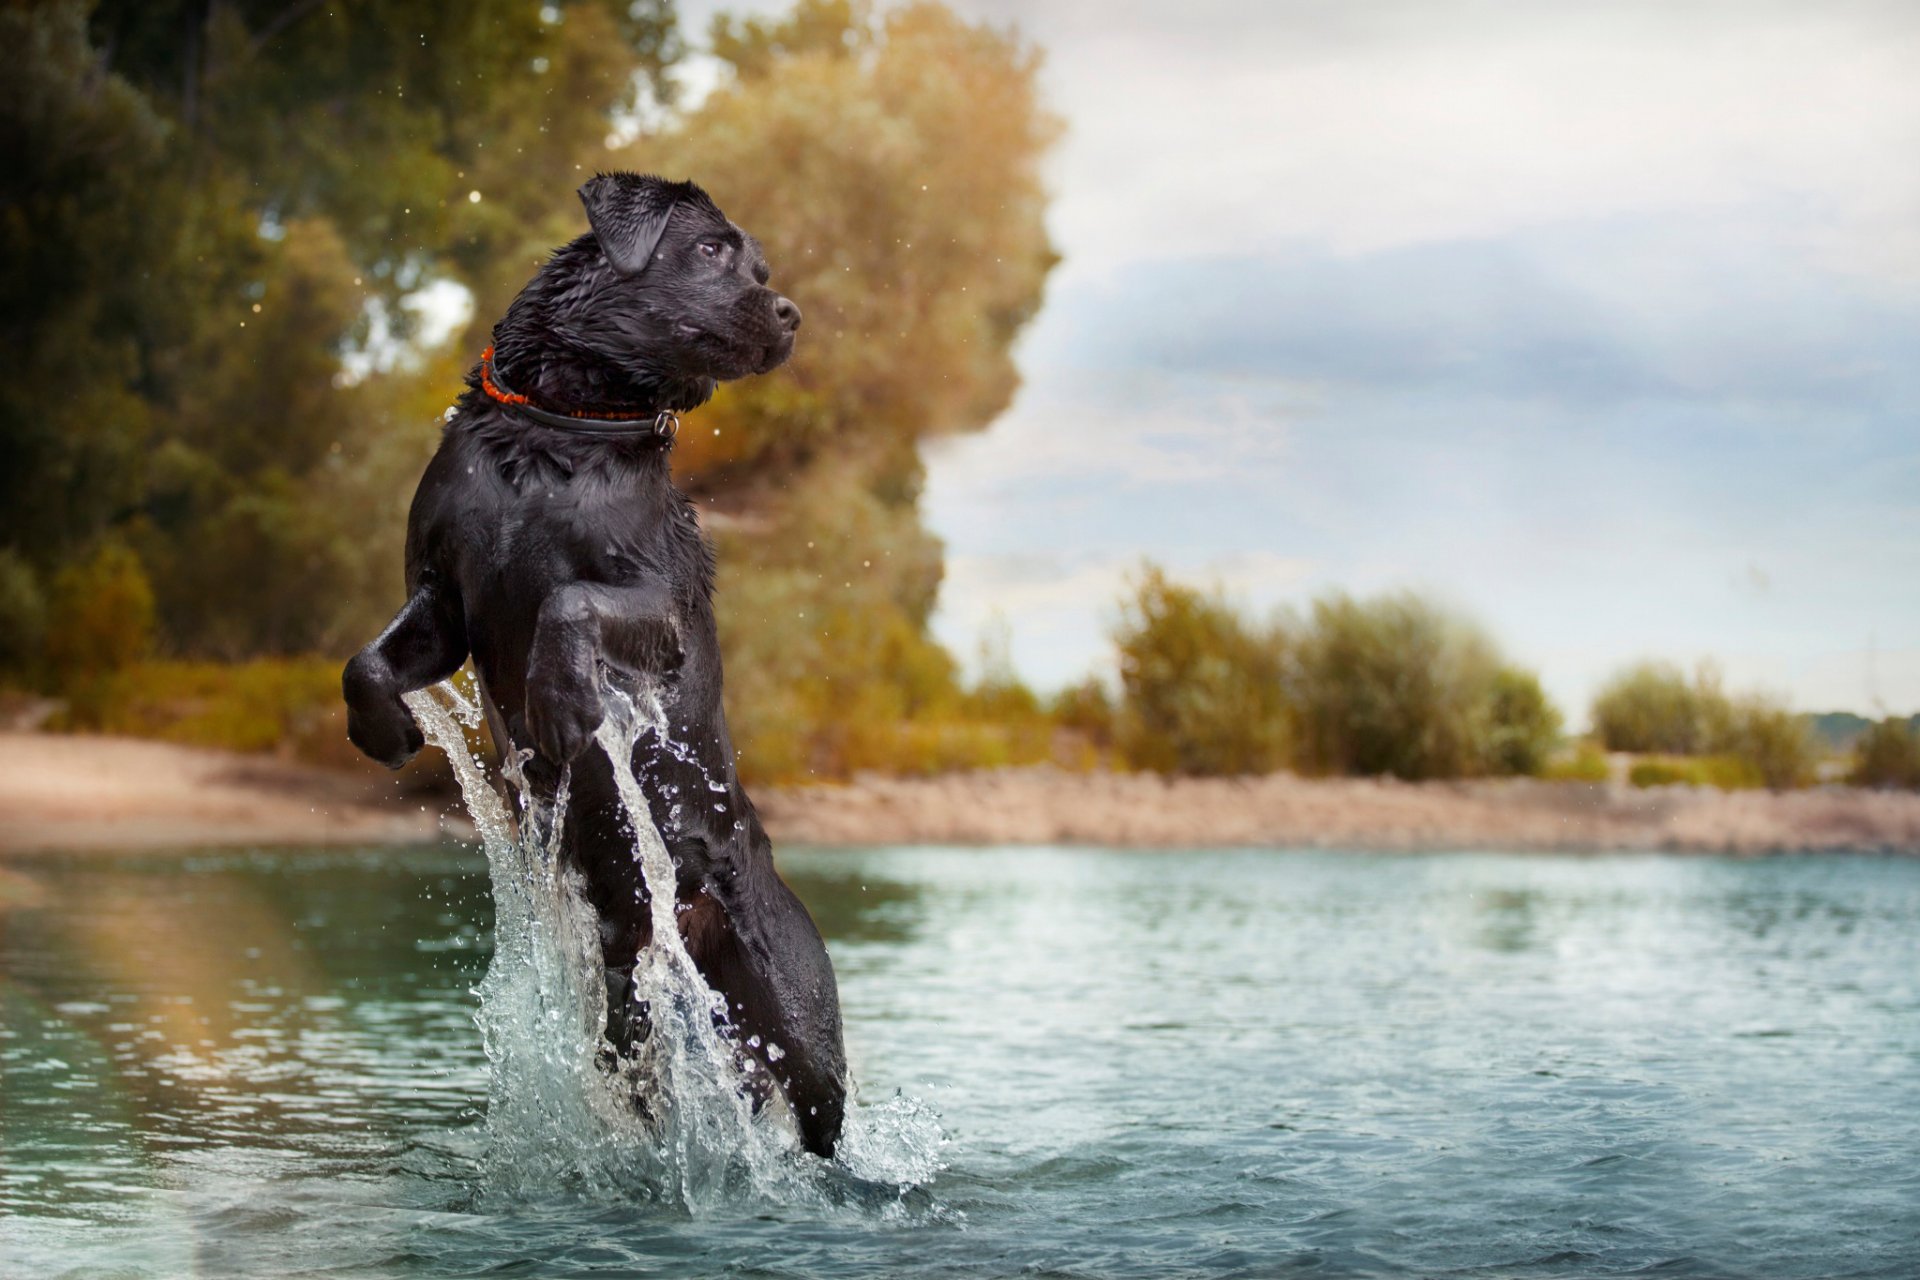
<box><xmin>465</xmin><ymin>474</ymin><xmax>677</xmax><ymax>603</ymax></box>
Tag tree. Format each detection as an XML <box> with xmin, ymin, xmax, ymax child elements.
<box><xmin>1290</xmin><ymin>591</ymin><xmax>1558</xmax><ymax>780</ymax></box>
<box><xmin>2</xmin><ymin>0</ymin><xmax>1063</xmax><ymax>779</ymax></box>
<box><xmin>2</xmin><ymin>1</ymin><xmax>676</xmax><ymax>659</ymax></box>
<box><xmin>625</xmin><ymin>0</ymin><xmax>1061</xmax><ymax>779</ymax></box>
<box><xmin>1485</xmin><ymin>666</ymin><xmax>1564</xmax><ymax>777</ymax></box>
<box><xmin>634</xmin><ymin>0</ymin><xmax>1060</xmax><ymax>491</ymax></box>
<box><xmin>1589</xmin><ymin>660</ymin><xmax>1723</xmax><ymax>754</ymax></box>
<box><xmin>1851</xmin><ymin>717</ymin><xmax>1920</xmax><ymax>790</ymax></box>
<box><xmin>1111</xmin><ymin>565</ymin><xmax>1291</xmax><ymax>776</ymax></box>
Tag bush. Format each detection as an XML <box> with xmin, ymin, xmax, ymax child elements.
<box><xmin>1051</xmin><ymin>677</ymin><xmax>1118</xmax><ymax>749</ymax></box>
<box><xmin>1112</xmin><ymin>565</ymin><xmax>1290</xmax><ymax>776</ymax></box>
<box><xmin>42</xmin><ymin>540</ymin><xmax>157</xmax><ymax>720</ymax></box>
<box><xmin>1543</xmin><ymin>740</ymin><xmax>1611</xmax><ymax>783</ymax></box>
<box><xmin>1629</xmin><ymin>755</ymin><xmax>1762</xmax><ymax>790</ymax></box>
<box><xmin>52</xmin><ymin>657</ymin><xmax>341</xmax><ymax>753</ymax></box>
<box><xmin>1851</xmin><ymin>717</ymin><xmax>1920</xmax><ymax>790</ymax></box>
<box><xmin>1485</xmin><ymin>666</ymin><xmax>1564</xmax><ymax>776</ymax></box>
<box><xmin>1590</xmin><ymin>660</ymin><xmax>1723</xmax><ymax>754</ymax></box>
<box><xmin>0</xmin><ymin>548</ymin><xmax>46</xmax><ymax>678</ymax></box>
<box><xmin>1722</xmin><ymin>695</ymin><xmax>1815</xmax><ymax>790</ymax></box>
<box><xmin>1592</xmin><ymin>661</ymin><xmax>1814</xmax><ymax>790</ymax></box>
<box><xmin>1292</xmin><ymin>591</ymin><xmax>1550</xmax><ymax>780</ymax></box>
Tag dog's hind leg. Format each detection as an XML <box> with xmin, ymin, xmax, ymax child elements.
<box><xmin>679</xmin><ymin>879</ymin><xmax>848</xmax><ymax>1158</ymax></box>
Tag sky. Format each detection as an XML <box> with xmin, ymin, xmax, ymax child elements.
<box><xmin>687</xmin><ymin>0</ymin><xmax>1920</xmax><ymax>720</ymax></box>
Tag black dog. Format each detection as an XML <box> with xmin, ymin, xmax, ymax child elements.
<box><xmin>342</xmin><ymin>173</ymin><xmax>846</xmax><ymax>1157</ymax></box>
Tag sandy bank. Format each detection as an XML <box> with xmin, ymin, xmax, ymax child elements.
<box><xmin>0</xmin><ymin>731</ymin><xmax>447</xmax><ymax>854</ymax></box>
<box><xmin>4</xmin><ymin>732</ymin><xmax>1917</xmax><ymax>856</ymax></box>
<box><xmin>757</xmin><ymin>767</ymin><xmax>1920</xmax><ymax>855</ymax></box>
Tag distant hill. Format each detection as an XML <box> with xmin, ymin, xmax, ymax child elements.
<box><xmin>1805</xmin><ymin>712</ymin><xmax>1920</xmax><ymax>752</ymax></box>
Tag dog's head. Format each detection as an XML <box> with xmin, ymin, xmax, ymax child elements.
<box><xmin>576</xmin><ymin>172</ymin><xmax>801</xmax><ymax>383</ymax></box>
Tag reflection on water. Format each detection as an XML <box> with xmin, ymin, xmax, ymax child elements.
<box><xmin>3</xmin><ymin>846</ymin><xmax>1920</xmax><ymax>1278</ymax></box>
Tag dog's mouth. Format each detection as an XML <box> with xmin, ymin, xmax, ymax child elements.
<box><xmin>754</xmin><ymin>333</ymin><xmax>796</xmax><ymax>374</ymax></box>
<box><xmin>673</xmin><ymin>320</ymin><xmax>793</xmax><ymax>377</ymax></box>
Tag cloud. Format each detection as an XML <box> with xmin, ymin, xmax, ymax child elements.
<box><xmin>937</xmin><ymin>1</ymin><xmax>1920</xmax><ymax>285</ymax></box>
<box><xmin>1035</xmin><ymin>214</ymin><xmax>1920</xmax><ymax>414</ymax></box>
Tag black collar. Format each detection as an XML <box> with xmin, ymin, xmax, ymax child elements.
<box><xmin>480</xmin><ymin>346</ymin><xmax>680</xmax><ymax>440</ymax></box>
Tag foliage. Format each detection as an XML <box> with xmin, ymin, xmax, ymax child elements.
<box><xmin>2</xmin><ymin>0</ymin><xmax>664</xmax><ymax>660</ymax></box>
<box><xmin>1590</xmin><ymin>660</ymin><xmax>1813</xmax><ymax>790</ymax></box>
<box><xmin>0</xmin><ymin>549</ymin><xmax>46</xmax><ymax>677</ymax></box>
<box><xmin>44</xmin><ymin>541</ymin><xmax>156</xmax><ymax>683</ymax></box>
<box><xmin>1050</xmin><ymin>678</ymin><xmax>1119</xmax><ymax>753</ymax></box>
<box><xmin>1291</xmin><ymin>591</ymin><xmax>1529</xmax><ymax>781</ymax></box>
<box><xmin>1103</xmin><ymin>570</ymin><xmax>1567</xmax><ymax>781</ymax></box>
<box><xmin>2</xmin><ymin>0</ymin><xmax>1063</xmax><ymax>780</ymax></box>
<box><xmin>1589</xmin><ymin>661</ymin><xmax>1722</xmax><ymax>755</ymax></box>
<box><xmin>1850</xmin><ymin>718</ymin><xmax>1920</xmax><ymax>790</ymax></box>
<box><xmin>1628</xmin><ymin>755</ymin><xmax>1762</xmax><ymax>791</ymax></box>
<box><xmin>708</xmin><ymin>459</ymin><xmax>1055</xmax><ymax>783</ymax></box>
<box><xmin>640</xmin><ymin>0</ymin><xmax>1061</xmax><ymax>491</ymax></box>
<box><xmin>1484</xmin><ymin>666</ymin><xmax>1565</xmax><ymax>777</ymax></box>
<box><xmin>642</xmin><ymin>0</ymin><xmax>1059</xmax><ymax>780</ymax></box>
<box><xmin>55</xmin><ymin>656</ymin><xmax>339</xmax><ymax>750</ymax></box>
<box><xmin>1111</xmin><ymin>566</ymin><xmax>1291</xmax><ymax>777</ymax></box>
<box><xmin>1541</xmin><ymin>740</ymin><xmax>1611</xmax><ymax>783</ymax></box>
<box><xmin>1720</xmin><ymin>696</ymin><xmax>1815</xmax><ymax>791</ymax></box>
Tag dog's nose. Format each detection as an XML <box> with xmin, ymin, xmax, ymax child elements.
<box><xmin>773</xmin><ymin>295</ymin><xmax>802</xmax><ymax>332</ymax></box>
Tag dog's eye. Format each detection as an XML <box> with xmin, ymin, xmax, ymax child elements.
<box><xmin>697</xmin><ymin>242</ymin><xmax>724</xmax><ymax>260</ymax></box>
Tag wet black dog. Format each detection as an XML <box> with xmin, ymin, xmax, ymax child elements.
<box><xmin>341</xmin><ymin>173</ymin><xmax>846</xmax><ymax>1157</ymax></box>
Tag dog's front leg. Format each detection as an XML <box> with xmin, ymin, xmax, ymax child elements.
<box><xmin>524</xmin><ymin>579</ymin><xmax>682</xmax><ymax>764</ymax></box>
<box><xmin>343</xmin><ymin>574</ymin><xmax>469</xmax><ymax>768</ymax></box>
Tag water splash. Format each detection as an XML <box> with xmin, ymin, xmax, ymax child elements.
<box><xmin>402</xmin><ymin>680</ymin><xmax>949</xmax><ymax>1216</ymax></box>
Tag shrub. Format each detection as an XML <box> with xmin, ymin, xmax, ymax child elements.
<box><xmin>43</xmin><ymin>540</ymin><xmax>157</xmax><ymax>720</ymax></box>
<box><xmin>1722</xmin><ymin>695</ymin><xmax>1815</xmax><ymax>790</ymax></box>
<box><xmin>1850</xmin><ymin>717</ymin><xmax>1920</xmax><ymax>790</ymax></box>
<box><xmin>1590</xmin><ymin>660</ymin><xmax>1724</xmax><ymax>754</ymax></box>
<box><xmin>1292</xmin><ymin>591</ymin><xmax>1531</xmax><ymax>780</ymax></box>
<box><xmin>52</xmin><ymin>657</ymin><xmax>340</xmax><ymax>751</ymax></box>
<box><xmin>1629</xmin><ymin>755</ymin><xmax>1762</xmax><ymax>790</ymax></box>
<box><xmin>0</xmin><ymin>548</ymin><xmax>46</xmax><ymax>678</ymax></box>
<box><xmin>1051</xmin><ymin>677</ymin><xmax>1118</xmax><ymax>750</ymax></box>
<box><xmin>1112</xmin><ymin>565</ymin><xmax>1290</xmax><ymax>777</ymax></box>
<box><xmin>1543</xmin><ymin>740</ymin><xmax>1611</xmax><ymax>783</ymax></box>
<box><xmin>1593</xmin><ymin>661</ymin><xmax>1813</xmax><ymax>790</ymax></box>
<box><xmin>1485</xmin><ymin>666</ymin><xmax>1564</xmax><ymax>776</ymax></box>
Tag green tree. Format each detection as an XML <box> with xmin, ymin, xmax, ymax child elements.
<box><xmin>44</xmin><ymin>540</ymin><xmax>156</xmax><ymax>689</ymax></box>
<box><xmin>1850</xmin><ymin>717</ymin><xmax>1920</xmax><ymax>790</ymax></box>
<box><xmin>0</xmin><ymin>549</ymin><xmax>47</xmax><ymax>678</ymax></box>
<box><xmin>1589</xmin><ymin>660</ymin><xmax>1723</xmax><ymax>754</ymax></box>
<box><xmin>2</xmin><ymin>0</ymin><xmax>1063</xmax><ymax>778</ymax></box>
<box><xmin>638</xmin><ymin>0</ymin><xmax>1060</xmax><ymax>490</ymax></box>
<box><xmin>1485</xmin><ymin>666</ymin><xmax>1564</xmax><ymax>777</ymax></box>
<box><xmin>629</xmin><ymin>0</ymin><xmax>1060</xmax><ymax>779</ymax></box>
<box><xmin>1720</xmin><ymin>695</ymin><xmax>1815</xmax><ymax>791</ymax></box>
<box><xmin>1590</xmin><ymin>660</ymin><xmax>1813</xmax><ymax>790</ymax></box>
<box><xmin>1111</xmin><ymin>565</ymin><xmax>1290</xmax><ymax>777</ymax></box>
<box><xmin>1291</xmin><ymin>591</ymin><xmax>1550</xmax><ymax>781</ymax></box>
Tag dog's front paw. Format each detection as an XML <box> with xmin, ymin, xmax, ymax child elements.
<box><xmin>346</xmin><ymin>695</ymin><xmax>424</xmax><ymax>770</ymax></box>
<box><xmin>525</xmin><ymin>667</ymin><xmax>604</xmax><ymax>764</ymax></box>
<box><xmin>343</xmin><ymin>656</ymin><xmax>424</xmax><ymax>769</ymax></box>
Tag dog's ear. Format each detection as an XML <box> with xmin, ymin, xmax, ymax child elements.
<box><xmin>578</xmin><ymin>173</ymin><xmax>683</xmax><ymax>277</ymax></box>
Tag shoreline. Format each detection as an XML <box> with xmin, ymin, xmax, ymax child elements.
<box><xmin>0</xmin><ymin>731</ymin><xmax>451</xmax><ymax>855</ymax></box>
<box><xmin>758</xmin><ymin>768</ymin><xmax>1920</xmax><ymax>856</ymax></box>
<box><xmin>3</xmin><ymin>731</ymin><xmax>1917</xmax><ymax>857</ymax></box>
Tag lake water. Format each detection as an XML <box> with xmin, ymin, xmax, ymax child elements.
<box><xmin>2</xmin><ymin>845</ymin><xmax>1917</xmax><ymax>1279</ymax></box>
